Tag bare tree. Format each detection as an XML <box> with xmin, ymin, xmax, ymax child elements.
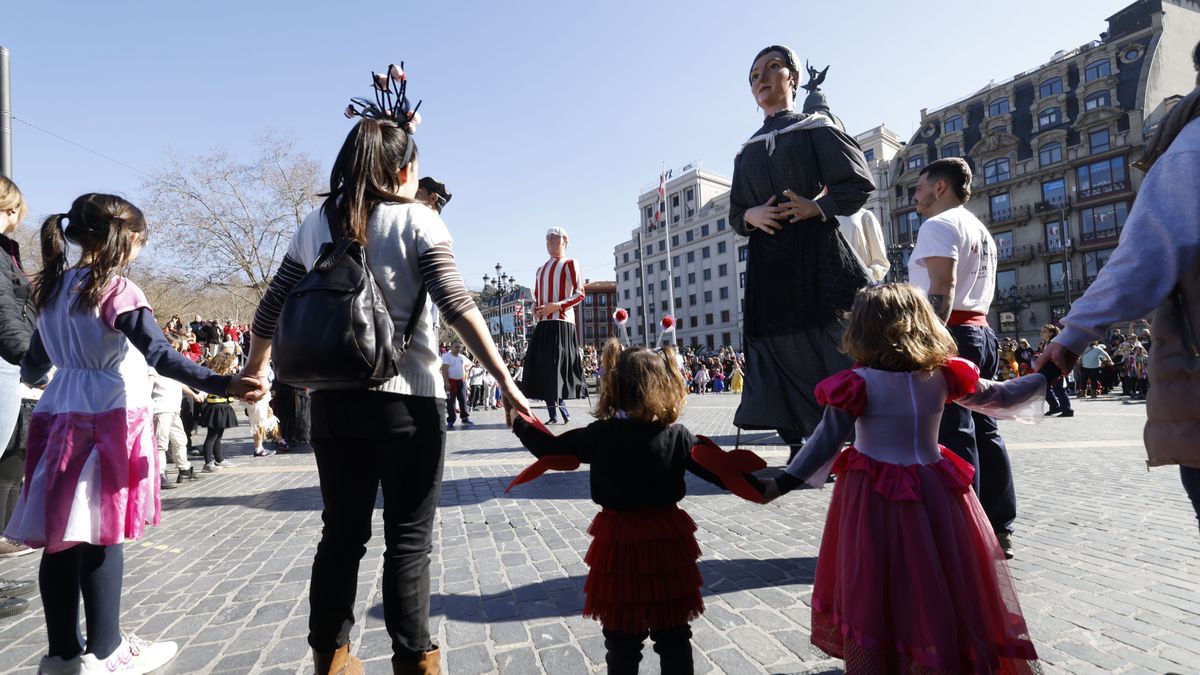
<box><xmin>140</xmin><ymin>131</ymin><xmax>323</xmax><ymax>307</ymax></box>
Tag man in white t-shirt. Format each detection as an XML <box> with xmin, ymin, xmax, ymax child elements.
<box><xmin>909</xmin><ymin>157</ymin><xmax>1017</xmax><ymax>559</ymax></box>
<box><xmin>440</xmin><ymin>341</ymin><xmax>473</xmax><ymax>428</ymax></box>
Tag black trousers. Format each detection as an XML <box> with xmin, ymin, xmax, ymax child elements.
<box><xmin>603</xmin><ymin>626</ymin><xmax>693</xmax><ymax>675</ymax></box>
<box><xmin>1181</xmin><ymin>466</ymin><xmax>1200</xmax><ymax>534</ymax></box>
<box><xmin>1044</xmin><ymin>377</ymin><xmax>1072</xmax><ymax>413</ymax></box>
<box><xmin>307</xmin><ymin>390</ymin><xmax>445</xmax><ymax>660</ymax></box>
<box><xmin>938</xmin><ymin>325</ymin><xmax>1017</xmax><ymax>535</ymax></box>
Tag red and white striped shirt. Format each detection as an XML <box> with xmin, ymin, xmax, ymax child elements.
<box><xmin>534</xmin><ymin>256</ymin><xmax>585</xmax><ymax>323</ymax></box>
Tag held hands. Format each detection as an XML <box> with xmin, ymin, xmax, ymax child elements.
<box><xmin>779</xmin><ymin>189</ymin><xmax>822</xmax><ymax>223</ymax></box>
<box><xmin>744</xmin><ymin>196</ymin><xmax>783</xmax><ymax>234</ymax></box>
<box><xmin>500</xmin><ymin>380</ymin><xmax>533</xmax><ymax>428</ymax></box>
<box><xmin>1034</xmin><ymin>343</ymin><xmax>1079</xmax><ymax>376</ymax></box>
<box><xmin>534</xmin><ymin>302</ymin><xmax>561</xmax><ymax>320</ymax></box>
<box><xmin>745</xmin><ymin>191</ymin><xmax>823</xmax><ymax>235</ymax></box>
<box><xmin>227</xmin><ymin>374</ymin><xmax>268</xmax><ymax>402</ymax></box>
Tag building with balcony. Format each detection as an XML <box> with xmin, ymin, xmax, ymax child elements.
<box><xmin>887</xmin><ymin>0</ymin><xmax>1200</xmax><ymax>339</ymax></box>
<box><xmin>575</xmin><ymin>280</ymin><xmax>619</xmax><ymax>350</ymax></box>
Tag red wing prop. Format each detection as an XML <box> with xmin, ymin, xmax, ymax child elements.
<box><xmin>690</xmin><ymin>435</ymin><xmax>768</xmax><ymax>504</ymax></box>
<box><xmin>516</xmin><ymin>409</ymin><xmax>553</xmax><ymax>436</ymax></box>
<box><xmin>505</xmin><ymin>455</ymin><xmax>581</xmax><ymax>493</ymax></box>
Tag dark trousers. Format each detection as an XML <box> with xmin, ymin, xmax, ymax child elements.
<box><xmin>1045</xmin><ymin>377</ymin><xmax>1072</xmax><ymax>413</ymax></box>
<box><xmin>939</xmin><ymin>325</ymin><xmax>1017</xmax><ymax>535</ymax></box>
<box><xmin>546</xmin><ymin>398</ymin><xmax>569</xmax><ymax>422</ymax></box>
<box><xmin>1082</xmin><ymin>367</ymin><xmax>1104</xmax><ymax>393</ymax></box>
<box><xmin>446</xmin><ymin>379</ymin><xmax>469</xmax><ymax>425</ymax></box>
<box><xmin>308</xmin><ymin>390</ymin><xmax>445</xmax><ymax>660</ymax></box>
<box><xmin>1182</xmin><ymin>466</ymin><xmax>1200</xmax><ymax>534</ymax></box>
<box><xmin>468</xmin><ymin>384</ymin><xmax>483</xmax><ymax>408</ymax></box>
<box><xmin>40</xmin><ymin>543</ymin><xmax>123</xmax><ymax>659</ymax></box>
<box><xmin>203</xmin><ymin>427</ymin><xmax>225</xmax><ymax>464</ymax></box>
<box><xmin>603</xmin><ymin>625</ymin><xmax>693</xmax><ymax>675</ymax></box>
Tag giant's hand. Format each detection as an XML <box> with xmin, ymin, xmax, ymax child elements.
<box><xmin>744</xmin><ymin>196</ymin><xmax>784</xmax><ymax>234</ymax></box>
<box><xmin>779</xmin><ymin>189</ymin><xmax>822</xmax><ymax>223</ymax></box>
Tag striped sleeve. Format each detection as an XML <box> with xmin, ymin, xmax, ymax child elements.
<box><xmin>418</xmin><ymin>243</ymin><xmax>476</xmax><ymax>325</ymax></box>
<box><xmin>558</xmin><ymin>259</ymin><xmax>585</xmax><ymax>311</ymax></box>
<box><xmin>252</xmin><ymin>254</ymin><xmax>307</xmax><ymax>339</ymax></box>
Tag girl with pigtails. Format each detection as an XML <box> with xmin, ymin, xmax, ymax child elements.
<box><xmin>509</xmin><ymin>339</ymin><xmax>767</xmax><ymax>674</ymax></box>
<box><xmin>4</xmin><ymin>194</ymin><xmax>262</xmax><ymax>674</ymax></box>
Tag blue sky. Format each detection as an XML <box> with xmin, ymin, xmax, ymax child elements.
<box><xmin>4</xmin><ymin>0</ymin><xmax>1134</xmax><ymax>292</ymax></box>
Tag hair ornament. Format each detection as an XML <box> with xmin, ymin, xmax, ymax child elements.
<box><xmin>343</xmin><ymin>62</ymin><xmax>423</xmax><ymax>134</ymax></box>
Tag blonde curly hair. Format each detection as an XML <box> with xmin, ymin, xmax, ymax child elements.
<box><xmin>841</xmin><ymin>284</ymin><xmax>957</xmax><ymax>371</ymax></box>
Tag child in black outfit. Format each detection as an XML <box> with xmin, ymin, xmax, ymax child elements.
<box><xmin>199</xmin><ymin>352</ymin><xmax>240</xmax><ymax>472</ymax></box>
<box><xmin>511</xmin><ymin>339</ymin><xmax>764</xmax><ymax>674</ymax></box>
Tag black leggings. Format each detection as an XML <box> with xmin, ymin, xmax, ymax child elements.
<box><xmin>40</xmin><ymin>543</ymin><xmax>124</xmax><ymax>659</ymax></box>
<box><xmin>603</xmin><ymin>625</ymin><xmax>693</xmax><ymax>675</ymax></box>
<box><xmin>203</xmin><ymin>426</ymin><xmax>225</xmax><ymax>464</ymax></box>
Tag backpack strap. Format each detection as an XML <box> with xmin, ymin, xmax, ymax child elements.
<box><xmin>399</xmin><ymin>284</ymin><xmax>427</xmax><ymax>352</ymax></box>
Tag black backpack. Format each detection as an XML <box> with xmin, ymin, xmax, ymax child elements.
<box><xmin>273</xmin><ymin>218</ymin><xmax>425</xmax><ymax>390</ymax></box>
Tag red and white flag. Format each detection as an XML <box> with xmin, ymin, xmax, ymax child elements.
<box><xmin>652</xmin><ymin>172</ymin><xmax>665</xmax><ymax>224</ymax></box>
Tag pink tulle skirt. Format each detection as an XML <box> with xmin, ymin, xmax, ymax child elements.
<box><xmin>584</xmin><ymin>505</ymin><xmax>704</xmax><ymax>633</ymax></box>
<box><xmin>811</xmin><ymin>446</ymin><xmax>1039</xmax><ymax>674</ymax></box>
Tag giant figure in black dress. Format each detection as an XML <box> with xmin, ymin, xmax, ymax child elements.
<box><xmin>731</xmin><ymin>46</ymin><xmax>875</xmax><ymax>454</ymax></box>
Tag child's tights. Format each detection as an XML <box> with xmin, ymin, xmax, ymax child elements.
<box><xmin>204</xmin><ymin>426</ymin><xmax>225</xmax><ymax>464</ymax></box>
<box><xmin>40</xmin><ymin>543</ymin><xmax>123</xmax><ymax>659</ymax></box>
<box><xmin>603</xmin><ymin>625</ymin><xmax>692</xmax><ymax>675</ymax></box>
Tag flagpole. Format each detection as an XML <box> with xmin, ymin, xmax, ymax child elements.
<box><xmin>637</xmin><ymin>230</ymin><xmax>650</xmax><ymax>347</ymax></box>
<box><xmin>661</xmin><ymin>163</ymin><xmax>677</xmax><ymax>347</ymax></box>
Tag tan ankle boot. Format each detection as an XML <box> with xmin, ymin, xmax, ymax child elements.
<box><xmin>393</xmin><ymin>646</ymin><xmax>441</xmax><ymax>675</ymax></box>
<box><xmin>313</xmin><ymin>644</ymin><xmax>365</xmax><ymax>675</ymax></box>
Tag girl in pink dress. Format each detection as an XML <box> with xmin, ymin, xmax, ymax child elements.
<box><xmin>4</xmin><ymin>194</ymin><xmax>259</xmax><ymax>674</ymax></box>
<box><xmin>762</xmin><ymin>284</ymin><xmax>1043</xmax><ymax>674</ymax></box>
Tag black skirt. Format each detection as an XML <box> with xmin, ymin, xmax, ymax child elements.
<box><xmin>520</xmin><ymin>320</ymin><xmax>587</xmax><ymax>401</ymax></box>
<box><xmin>198</xmin><ymin>402</ymin><xmax>239</xmax><ymax>430</ymax></box>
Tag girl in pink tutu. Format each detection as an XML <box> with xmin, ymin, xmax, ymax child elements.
<box><xmin>4</xmin><ymin>194</ymin><xmax>261</xmax><ymax>674</ymax></box>
<box><xmin>762</xmin><ymin>283</ymin><xmax>1043</xmax><ymax>674</ymax></box>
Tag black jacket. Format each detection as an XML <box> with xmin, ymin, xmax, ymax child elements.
<box><xmin>0</xmin><ymin>233</ymin><xmax>34</xmax><ymax>366</ymax></box>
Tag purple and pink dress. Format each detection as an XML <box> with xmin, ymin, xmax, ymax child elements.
<box><xmin>4</xmin><ymin>270</ymin><xmax>228</xmax><ymax>553</ymax></box>
<box><xmin>785</xmin><ymin>358</ymin><xmax>1044</xmax><ymax>674</ymax></box>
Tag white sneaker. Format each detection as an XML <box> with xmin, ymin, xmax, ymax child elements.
<box><xmin>80</xmin><ymin>635</ymin><xmax>178</xmax><ymax>674</ymax></box>
<box><xmin>37</xmin><ymin>654</ymin><xmax>81</xmax><ymax>675</ymax></box>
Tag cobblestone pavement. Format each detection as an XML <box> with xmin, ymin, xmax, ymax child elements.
<box><xmin>1</xmin><ymin>393</ymin><xmax>1198</xmax><ymax>674</ymax></box>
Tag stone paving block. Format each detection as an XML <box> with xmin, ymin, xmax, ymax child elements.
<box><xmin>445</xmin><ymin>643</ymin><xmax>493</xmax><ymax>675</ymax></box>
<box><xmin>537</xmin><ymin>644</ymin><xmax>591</xmax><ymax>675</ymax></box>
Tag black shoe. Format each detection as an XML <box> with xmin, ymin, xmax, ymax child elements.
<box><xmin>1058</xmin><ymin>410</ymin><xmax>1075</xmax><ymax>417</ymax></box>
<box><xmin>0</xmin><ymin>596</ymin><xmax>29</xmax><ymax>618</ymax></box>
<box><xmin>1045</xmin><ymin>408</ymin><xmax>1061</xmax><ymax>416</ymax></box>
<box><xmin>462</xmin><ymin>418</ymin><xmax>475</xmax><ymax>426</ymax></box>
<box><xmin>0</xmin><ymin>577</ymin><xmax>35</xmax><ymax>597</ymax></box>
<box><xmin>996</xmin><ymin>532</ymin><xmax>1015</xmax><ymax>559</ymax></box>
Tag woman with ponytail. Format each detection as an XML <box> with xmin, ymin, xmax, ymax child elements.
<box><xmin>4</xmin><ymin>193</ymin><xmax>263</xmax><ymax>674</ymax></box>
<box><xmin>243</xmin><ymin>67</ymin><xmax>532</xmax><ymax>675</ymax></box>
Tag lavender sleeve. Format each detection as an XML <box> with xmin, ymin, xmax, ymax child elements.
<box><xmin>1055</xmin><ymin>121</ymin><xmax>1200</xmax><ymax>354</ymax></box>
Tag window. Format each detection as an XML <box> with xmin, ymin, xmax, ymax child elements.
<box><xmin>1038</xmin><ymin>107</ymin><xmax>1061</xmax><ymax>128</ymax></box>
<box><xmin>636</xmin><ymin>286</ymin><xmax>642</xmax><ymax>296</ymax></box>
<box><xmin>1089</xmin><ymin>128</ymin><xmax>1110</xmax><ymax>153</ymax></box>
<box><xmin>719</xmin><ymin>287</ymin><xmax>729</xmax><ymax>300</ymax></box>
<box><xmin>704</xmin><ymin>291</ymin><xmax>713</xmax><ymax>303</ymax></box>
<box><xmin>999</xmin><ymin>311</ymin><xmax>1017</xmax><ymax>334</ymax></box>
<box><xmin>700</xmin><ymin>224</ymin><xmax>709</xmax><ymax>237</ymax></box>
<box><xmin>897</xmin><ymin>211</ymin><xmax>921</xmax><ymax>241</ymax></box>
<box><xmin>702</xmin><ymin>269</ymin><xmax>712</xmax><ymax>281</ymax></box>
<box><xmin>673</xmin><ymin>276</ymin><xmax>681</xmax><ymax>289</ymax></box>
<box><xmin>689</xmin><ymin>315</ymin><xmax>698</xmax><ymax>326</ymax></box>
<box><xmin>644</xmin><ymin>265</ymin><xmax>652</xmax><ymax>276</ymax></box>
<box><xmin>660</xmin><ymin>280</ymin><xmax>667</xmax><ymax>291</ymax></box>
<box><xmin>1080</xmin><ymin>202</ymin><xmax>1129</xmax><ymax>239</ymax></box>
<box><xmin>658</xmin><ymin>260</ymin><xmax>666</xmax><ymax>271</ymax></box>
<box><xmin>585</xmin><ymin>295</ymin><xmax>594</xmax><ymax>306</ymax></box>
<box><xmin>658</xmin><ymin>240</ymin><xmax>665</xmax><ymax>252</ymax></box>
<box><xmin>599</xmin><ymin>324</ymin><xmax>608</xmax><ymax>338</ymax></box>
<box><xmin>671</xmin><ymin>195</ymin><xmax>679</xmax><ymax>207</ymax></box>
<box><xmin>623</xmin><ymin>289</ymin><xmax>630</xmax><ymax>299</ymax></box>
<box><xmin>674</xmin><ymin>297</ymin><xmax>681</xmax><ymax>310</ymax></box>
<box><xmin>623</xmin><ymin>270</ymin><xmax>629</xmax><ymax>281</ymax></box>
<box><xmin>984</xmin><ymin>158</ymin><xmax>1010</xmax><ymax>185</ymax></box>
<box><xmin>1048</xmin><ymin>260</ymin><xmax>1071</xmax><ymax>293</ymax></box>
<box><xmin>989</xmin><ymin>192</ymin><xmax>1011</xmax><ymax>218</ymax></box>
<box><xmin>1038</xmin><ymin>142</ymin><xmax>1062</xmax><ymax>166</ymax></box>
<box><xmin>688</xmin><ymin>294</ymin><xmax>696</xmax><ymax>305</ymax></box>
<box><xmin>686</xmin><ymin>230</ymin><xmax>694</xmax><ymax>242</ymax></box>
<box><xmin>1084</xmin><ymin>90</ymin><xmax>1111</xmax><ymax>111</ymax></box>
<box><xmin>672</xmin><ymin>255</ymin><xmax>680</xmax><ymax>267</ymax></box>
<box><xmin>686</xmin><ymin>251</ymin><xmax>695</xmax><ymax>263</ymax></box>
<box><xmin>942</xmin><ymin>142</ymin><xmax>960</xmax><ymax>158</ymax></box>
<box><xmin>661</xmin><ymin>300</ymin><xmax>668</xmax><ymax>311</ymax></box>
<box><xmin>944</xmin><ymin>115</ymin><xmax>964</xmax><ymax>132</ymax></box>
<box><xmin>995</xmin><ymin>269</ymin><xmax>1017</xmax><ymax>299</ymax></box>
<box><xmin>687</xmin><ymin>272</ymin><xmax>696</xmax><ymax>284</ymax></box>
<box><xmin>994</xmin><ymin>231</ymin><xmax>1014</xmax><ymax>261</ymax></box>
<box><xmin>987</xmin><ymin>98</ymin><xmax>1010</xmax><ymax>116</ymax></box>
<box><xmin>863</xmin><ymin>149</ymin><xmax>875</xmax><ymax>162</ymax></box>
<box><xmin>584</xmin><ymin>308</ymin><xmax>594</xmax><ymax>321</ymax></box>
<box><xmin>1084</xmin><ymin>248</ymin><xmax>1115</xmax><ymax>282</ymax></box>
<box><xmin>717</xmin><ymin>218</ymin><xmax>727</xmax><ymax>231</ymax></box>
<box><xmin>739</xmin><ymin>271</ymin><xmax>746</xmax><ymax>288</ymax></box>
<box><xmin>585</xmin><ymin>325</ymin><xmax>594</xmax><ymax>339</ymax></box>
<box><xmin>705</xmin><ymin>313</ymin><xmax>714</xmax><ymax>325</ymax></box>
<box><xmin>702</xmin><ymin>246</ymin><xmax>711</xmax><ymax>259</ymax></box>
<box><xmin>989</xmin><ymin>124</ymin><xmax>1008</xmax><ymax>134</ymax></box>
<box><xmin>644</xmin><ymin>245</ymin><xmax>653</xmax><ymax>256</ymax></box>
<box><xmin>1084</xmin><ymin>59</ymin><xmax>1111</xmax><ymax>82</ymax></box>
<box><xmin>1077</xmin><ymin>156</ymin><xmax>1126</xmax><ymax>195</ymax></box>
<box><xmin>738</xmin><ymin>245</ymin><xmax>749</xmax><ymax>262</ymax></box>
<box><xmin>644</xmin><ymin>205</ymin><xmax>653</xmax><ymax>225</ymax></box>
<box><xmin>906</xmin><ymin>155</ymin><xmax>925</xmax><ymax>170</ymax></box>
<box><xmin>1039</xmin><ymin>77</ymin><xmax>1063</xmax><ymax>98</ymax></box>
<box><xmin>1044</xmin><ymin>220</ymin><xmax>1065</xmax><ymax>251</ymax></box>
<box><xmin>1041</xmin><ymin>177</ymin><xmax>1066</xmax><ymax>205</ymax></box>
<box><xmin>718</xmin><ymin>264</ymin><xmax>728</xmax><ymax>277</ymax></box>
<box><xmin>623</xmin><ymin>252</ymin><xmax>629</xmax><ymax>263</ymax></box>
<box><xmin>717</xmin><ymin>241</ymin><xmax>727</xmax><ymax>254</ymax></box>
<box><xmin>671</xmin><ymin>235</ymin><xmax>679</xmax><ymax>247</ymax></box>
<box><xmin>721</xmin><ymin>310</ymin><xmax>731</xmax><ymax>323</ymax></box>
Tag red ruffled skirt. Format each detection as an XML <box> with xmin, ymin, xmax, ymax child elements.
<box><xmin>811</xmin><ymin>446</ymin><xmax>1039</xmax><ymax>674</ymax></box>
<box><xmin>584</xmin><ymin>505</ymin><xmax>704</xmax><ymax>633</ymax></box>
